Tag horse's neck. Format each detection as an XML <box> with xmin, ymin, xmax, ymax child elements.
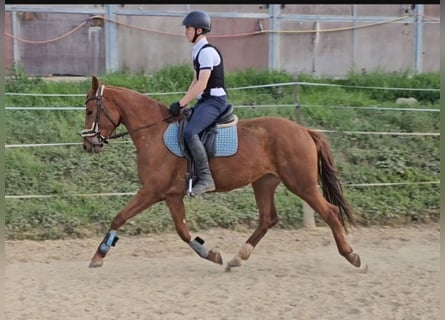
<box><xmin>112</xmin><ymin>88</ymin><xmax>167</xmax><ymax>146</ymax></box>
<box><xmin>115</xmin><ymin>88</ymin><xmax>164</xmax><ymax>130</ymax></box>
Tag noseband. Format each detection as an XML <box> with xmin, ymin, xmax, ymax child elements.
<box><xmin>80</xmin><ymin>85</ymin><xmax>119</xmax><ymax>145</ymax></box>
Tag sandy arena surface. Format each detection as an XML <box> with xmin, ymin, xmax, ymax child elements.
<box><xmin>5</xmin><ymin>223</ymin><xmax>440</xmax><ymax>320</ymax></box>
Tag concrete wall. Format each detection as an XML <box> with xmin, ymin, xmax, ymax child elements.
<box><xmin>6</xmin><ymin>11</ymin><xmax>105</xmax><ymax>76</ymax></box>
<box><xmin>5</xmin><ymin>12</ymin><xmax>13</xmax><ymax>70</ymax></box>
<box><xmin>116</xmin><ymin>4</ymin><xmax>270</xmax><ymax>74</ymax></box>
<box><xmin>4</xmin><ymin>4</ymin><xmax>440</xmax><ymax>77</ymax></box>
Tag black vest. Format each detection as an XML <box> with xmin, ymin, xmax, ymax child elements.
<box><xmin>194</xmin><ymin>43</ymin><xmax>226</xmax><ymax>97</ymax></box>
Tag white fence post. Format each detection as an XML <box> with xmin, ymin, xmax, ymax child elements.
<box><xmin>303</xmin><ymin>201</ymin><xmax>316</xmax><ymax>228</ymax></box>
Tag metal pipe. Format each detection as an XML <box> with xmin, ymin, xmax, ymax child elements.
<box><xmin>12</xmin><ymin>11</ymin><xmax>20</xmax><ymax>68</ymax></box>
<box><xmin>105</xmin><ymin>4</ymin><xmax>119</xmax><ymax>73</ymax></box>
<box><xmin>414</xmin><ymin>4</ymin><xmax>424</xmax><ymax>74</ymax></box>
<box><xmin>268</xmin><ymin>4</ymin><xmax>281</xmax><ymax>71</ymax></box>
<box><xmin>312</xmin><ymin>21</ymin><xmax>320</xmax><ymax>76</ymax></box>
<box><xmin>5</xmin><ymin>5</ymin><xmax>104</xmax><ymax>15</ymax></box>
<box><xmin>352</xmin><ymin>5</ymin><xmax>357</xmax><ymax>72</ymax></box>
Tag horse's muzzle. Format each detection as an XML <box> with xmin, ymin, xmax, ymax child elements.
<box><xmin>83</xmin><ymin>137</ymin><xmax>104</xmax><ymax>153</ymax></box>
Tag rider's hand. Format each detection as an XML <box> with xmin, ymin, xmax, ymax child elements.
<box><xmin>169</xmin><ymin>102</ymin><xmax>183</xmax><ymax>116</ymax></box>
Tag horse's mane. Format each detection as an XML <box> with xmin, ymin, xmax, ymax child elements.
<box><xmin>105</xmin><ymin>84</ymin><xmax>178</xmax><ymax>123</ymax></box>
<box><xmin>108</xmin><ymin>85</ymin><xmax>166</xmax><ymax>105</ymax></box>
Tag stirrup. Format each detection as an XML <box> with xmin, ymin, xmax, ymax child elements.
<box><xmin>191</xmin><ymin>182</ymin><xmax>215</xmax><ymax>194</ymax></box>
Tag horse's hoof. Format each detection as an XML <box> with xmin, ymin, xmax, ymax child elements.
<box><xmin>225</xmin><ymin>257</ymin><xmax>241</xmax><ymax>272</ymax></box>
<box><xmin>208</xmin><ymin>250</ymin><xmax>223</xmax><ymax>265</ymax></box>
<box><xmin>346</xmin><ymin>252</ymin><xmax>361</xmax><ymax>268</ymax></box>
<box><xmin>89</xmin><ymin>259</ymin><xmax>103</xmax><ymax>268</ymax></box>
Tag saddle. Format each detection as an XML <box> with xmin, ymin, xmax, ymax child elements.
<box><xmin>177</xmin><ymin>104</ymin><xmax>238</xmax><ymax>195</ymax></box>
<box><xmin>178</xmin><ymin>104</ymin><xmax>237</xmax><ymax>161</ymax></box>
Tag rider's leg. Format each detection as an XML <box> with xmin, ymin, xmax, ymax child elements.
<box><xmin>187</xmin><ymin>133</ymin><xmax>215</xmax><ymax>193</ymax></box>
<box><xmin>184</xmin><ymin>96</ymin><xmax>226</xmax><ymax>194</ymax></box>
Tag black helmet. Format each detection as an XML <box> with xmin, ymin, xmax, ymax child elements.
<box><xmin>182</xmin><ymin>10</ymin><xmax>211</xmax><ymax>33</ymax></box>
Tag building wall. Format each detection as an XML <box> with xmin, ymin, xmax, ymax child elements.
<box><xmin>4</xmin><ymin>4</ymin><xmax>440</xmax><ymax>77</ymax></box>
<box><xmin>5</xmin><ymin>11</ymin><xmax>105</xmax><ymax>76</ymax></box>
<box><xmin>5</xmin><ymin>12</ymin><xmax>13</xmax><ymax>70</ymax></box>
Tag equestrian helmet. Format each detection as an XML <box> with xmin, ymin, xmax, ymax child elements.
<box><xmin>182</xmin><ymin>10</ymin><xmax>211</xmax><ymax>33</ymax></box>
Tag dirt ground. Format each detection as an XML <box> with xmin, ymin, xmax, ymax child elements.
<box><xmin>5</xmin><ymin>223</ymin><xmax>440</xmax><ymax>320</ymax></box>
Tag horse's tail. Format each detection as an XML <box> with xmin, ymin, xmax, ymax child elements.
<box><xmin>307</xmin><ymin>129</ymin><xmax>356</xmax><ymax>231</ymax></box>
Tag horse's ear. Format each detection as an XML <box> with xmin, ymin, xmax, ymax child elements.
<box><xmin>91</xmin><ymin>75</ymin><xmax>99</xmax><ymax>92</ymax></box>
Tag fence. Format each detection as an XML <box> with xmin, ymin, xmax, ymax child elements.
<box><xmin>4</xmin><ymin>4</ymin><xmax>441</xmax><ymax>77</ymax></box>
<box><xmin>5</xmin><ymin>81</ymin><xmax>440</xmax><ymax>227</ymax></box>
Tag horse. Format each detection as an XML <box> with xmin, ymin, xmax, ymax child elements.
<box><xmin>81</xmin><ymin>75</ymin><xmax>361</xmax><ymax>271</ymax></box>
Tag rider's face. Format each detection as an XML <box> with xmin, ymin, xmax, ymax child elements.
<box><xmin>185</xmin><ymin>26</ymin><xmax>196</xmax><ymax>42</ymax></box>
<box><xmin>185</xmin><ymin>26</ymin><xmax>203</xmax><ymax>43</ymax></box>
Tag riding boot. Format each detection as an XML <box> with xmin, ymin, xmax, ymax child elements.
<box><xmin>188</xmin><ymin>135</ymin><xmax>215</xmax><ymax>194</ymax></box>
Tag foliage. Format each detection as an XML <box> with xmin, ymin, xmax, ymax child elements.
<box><xmin>4</xmin><ymin>66</ymin><xmax>440</xmax><ymax>240</ymax></box>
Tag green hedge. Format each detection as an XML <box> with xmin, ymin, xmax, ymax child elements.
<box><xmin>5</xmin><ymin>65</ymin><xmax>440</xmax><ymax>239</ymax></box>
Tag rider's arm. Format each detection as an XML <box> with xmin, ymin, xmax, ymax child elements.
<box><xmin>179</xmin><ymin>69</ymin><xmax>211</xmax><ymax>107</ymax></box>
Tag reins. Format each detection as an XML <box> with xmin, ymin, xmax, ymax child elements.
<box><xmin>108</xmin><ymin>113</ymin><xmax>176</xmax><ymax>140</ymax></box>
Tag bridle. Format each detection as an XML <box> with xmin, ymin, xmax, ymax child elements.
<box><xmin>80</xmin><ymin>85</ymin><xmax>119</xmax><ymax>145</ymax></box>
<box><xmin>80</xmin><ymin>84</ymin><xmax>176</xmax><ymax>146</ymax></box>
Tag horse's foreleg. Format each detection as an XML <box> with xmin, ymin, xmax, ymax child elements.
<box><xmin>89</xmin><ymin>189</ymin><xmax>160</xmax><ymax>268</ymax></box>
<box><xmin>165</xmin><ymin>195</ymin><xmax>222</xmax><ymax>265</ymax></box>
<box><xmin>226</xmin><ymin>175</ymin><xmax>280</xmax><ymax>271</ymax></box>
<box><xmin>89</xmin><ymin>230</ymin><xmax>119</xmax><ymax>268</ymax></box>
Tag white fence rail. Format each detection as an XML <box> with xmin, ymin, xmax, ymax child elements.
<box><xmin>5</xmin><ymin>81</ymin><xmax>439</xmax><ymax>227</ymax></box>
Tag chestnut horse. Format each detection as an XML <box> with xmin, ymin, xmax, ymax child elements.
<box><xmin>81</xmin><ymin>75</ymin><xmax>361</xmax><ymax>271</ymax></box>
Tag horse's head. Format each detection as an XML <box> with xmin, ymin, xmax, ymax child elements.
<box><xmin>81</xmin><ymin>75</ymin><xmax>120</xmax><ymax>153</ymax></box>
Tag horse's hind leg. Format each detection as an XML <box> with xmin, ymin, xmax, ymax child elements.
<box><xmin>305</xmin><ymin>190</ymin><xmax>360</xmax><ymax>267</ymax></box>
<box><xmin>287</xmin><ymin>183</ymin><xmax>360</xmax><ymax>268</ymax></box>
<box><xmin>226</xmin><ymin>174</ymin><xmax>280</xmax><ymax>271</ymax></box>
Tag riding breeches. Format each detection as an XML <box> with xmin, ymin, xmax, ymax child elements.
<box><xmin>183</xmin><ymin>95</ymin><xmax>227</xmax><ymax>143</ymax></box>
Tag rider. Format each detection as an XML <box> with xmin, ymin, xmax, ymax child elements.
<box><xmin>169</xmin><ymin>10</ymin><xmax>228</xmax><ymax>194</ymax></box>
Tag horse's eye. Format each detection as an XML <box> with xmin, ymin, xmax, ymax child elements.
<box><xmin>87</xmin><ymin>110</ymin><xmax>93</xmax><ymax>116</ymax></box>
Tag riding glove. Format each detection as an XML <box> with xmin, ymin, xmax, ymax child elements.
<box><xmin>169</xmin><ymin>102</ymin><xmax>183</xmax><ymax>116</ymax></box>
